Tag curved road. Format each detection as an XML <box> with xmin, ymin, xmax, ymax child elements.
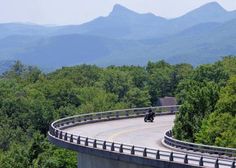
<box><xmin>63</xmin><ymin>114</ymin><xmax>234</xmax><ymax>167</ymax></box>
<box><xmin>65</xmin><ymin>115</ymin><xmax>175</xmax><ymax>151</ymax></box>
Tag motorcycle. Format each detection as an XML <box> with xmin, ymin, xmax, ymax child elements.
<box><xmin>144</xmin><ymin>109</ymin><xmax>155</xmax><ymax>122</ymax></box>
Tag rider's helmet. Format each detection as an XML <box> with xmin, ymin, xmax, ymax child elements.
<box><xmin>148</xmin><ymin>108</ymin><xmax>152</xmax><ymax>113</ymax></box>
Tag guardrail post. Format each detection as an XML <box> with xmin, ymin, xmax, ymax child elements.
<box><xmin>119</xmin><ymin>144</ymin><xmax>123</xmax><ymax>153</ymax></box>
<box><xmin>156</xmin><ymin>150</ymin><xmax>160</xmax><ymax>159</ymax></box>
<box><xmin>169</xmin><ymin>152</ymin><xmax>174</xmax><ymax>161</ymax></box>
<box><xmin>131</xmin><ymin>146</ymin><xmax>135</xmax><ymax>155</ymax></box>
<box><xmin>93</xmin><ymin>140</ymin><xmax>97</xmax><ymax>148</ymax></box>
<box><xmin>55</xmin><ymin>130</ymin><xmax>58</xmax><ymax>137</ymax></box>
<box><xmin>232</xmin><ymin>161</ymin><xmax>235</xmax><ymax>168</ymax></box>
<box><xmin>116</xmin><ymin>112</ymin><xmax>119</xmax><ymax>118</ymax></box>
<box><xmin>135</xmin><ymin>110</ymin><xmax>141</xmax><ymax>116</ymax></box>
<box><xmin>111</xmin><ymin>142</ymin><xmax>115</xmax><ymax>151</ymax></box>
<box><xmin>64</xmin><ymin>133</ymin><xmax>68</xmax><ymax>141</ymax></box>
<box><xmin>143</xmin><ymin>148</ymin><xmax>147</xmax><ymax>157</ymax></box>
<box><xmin>98</xmin><ymin>114</ymin><xmax>101</xmax><ymax>120</ymax></box>
<box><xmin>199</xmin><ymin>156</ymin><xmax>203</xmax><ymax>166</ymax></box>
<box><xmin>59</xmin><ymin>131</ymin><xmax>63</xmax><ymax>139</ymax></box>
<box><xmin>103</xmin><ymin>141</ymin><xmax>106</xmax><ymax>150</ymax></box>
<box><xmin>107</xmin><ymin>113</ymin><xmax>110</xmax><ymax>119</ymax></box>
<box><xmin>85</xmin><ymin>138</ymin><xmax>88</xmax><ymax>146</ymax></box>
<box><xmin>184</xmin><ymin>154</ymin><xmax>188</xmax><ymax>164</ymax></box>
<box><xmin>215</xmin><ymin>158</ymin><xmax>219</xmax><ymax>168</ymax></box>
<box><xmin>126</xmin><ymin>111</ymin><xmax>129</xmax><ymax>117</ymax></box>
<box><xmin>77</xmin><ymin>136</ymin><xmax>80</xmax><ymax>144</ymax></box>
<box><xmin>70</xmin><ymin>135</ymin><xmax>73</xmax><ymax>143</ymax></box>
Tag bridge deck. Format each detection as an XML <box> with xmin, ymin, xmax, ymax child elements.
<box><xmin>65</xmin><ymin>115</ymin><xmax>175</xmax><ymax>151</ymax></box>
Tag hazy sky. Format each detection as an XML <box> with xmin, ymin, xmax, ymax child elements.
<box><xmin>0</xmin><ymin>0</ymin><xmax>236</xmax><ymax>25</ymax></box>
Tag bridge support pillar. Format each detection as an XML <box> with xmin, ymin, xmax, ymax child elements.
<box><xmin>78</xmin><ymin>153</ymin><xmax>154</xmax><ymax>168</ymax></box>
<box><xmin>77</xmin><ymin>152</ymin><xmax>199</xmax><ymax>168</ymax></box>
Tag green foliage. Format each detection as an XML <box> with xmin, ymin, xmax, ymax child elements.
<box><xmin>76</xmin><ymin>87</ymin><xmax>125</xmax><ymax>112</ymax></box>
<box><xmin>124</xmin><ymin>88</ymin><xmax>151</xmax><ymax>108</ymax></box>
<box><xmin>99</xmin><ymin>68</ymin><xmax>132</xmax><ymax>100</ymax></box>
<box><xmin>34</xmin><ymin>149</ymin><xmax>77</xmax><ymax>168</ymax></box>
<box><xmin>171</xmin><ymin>63</ymin><xmax>193</xmax><ymax>93</ymax></box>
<box><xmin>173</xmin><ymin>58</ymin><xmax>236</xmax><ymax>147</ymax></box>
<box><xmin>221</xmin><ymin>56</ymin><xmax>236</xmax><ymax>76</ymax></box>
<box><xmin>3</xmin><ymin>61</ymin><xmax>43</xmax><ymax>83</ymax></box>
<box><xmin>0</xmin><ymin>144</ymin><xmax>30</xmax><ymax>168</ymax></box>
<box><xmin>191</xmin><ymin>63</ymin><xmax>229</xmax><ymax>86</ymax></box>
<box><xmin>195</xmin><ymin>112</ymin><xmax>236</xmax><ymax>148</ymax></box>
<box><xmin>1</xmin><ymin>57</ymin><xmax>235</xmax><ymax>167</ymax></box>
<box><xmin>215</xmin><ymin>76</ymin><xmax>236</xmax><ymax>116</ymax></box>
<box><xmin>0</xmin><ymin>134</ymin><xmax>77</xmax><ymax>168</ymax></box>
<box><xmin>48</xmin><ymin>64</ymin><xmax>102</xmax><ymax>87</ymax></box>
<box><xmin>147</xmin><ymin>60</ymin><xmax>175</xmax><ymax>105</ymax></box>
<box><xmin>173</xmin><ymin>81</ymin><xmax>219</xmax><ymax>141</ymax></box>
<box><xmin>195</xmin><ymin>76</ymin><xmax>236</xmax><ymax>147</ymax></box>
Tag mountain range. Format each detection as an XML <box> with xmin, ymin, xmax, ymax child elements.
<box><xmin>0</xmin><ymin>2</ymin><xmax>236</xmax><ymax>69</ymax></box>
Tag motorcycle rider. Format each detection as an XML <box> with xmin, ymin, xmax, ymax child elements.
<box><xmin>144</xmin><ymin>108</ymin><xmax>155</xmax><ymax>122</ymax></box>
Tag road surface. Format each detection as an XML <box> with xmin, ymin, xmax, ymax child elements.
<box><xmin>65</xmin><ymin>115</ymin><xmax>175</xmax><ymax>151</ymax></box>
<box><xmin>64</xmin><ymin>114</ymin><xmax>235</xmax><ymax>167</ymax></box>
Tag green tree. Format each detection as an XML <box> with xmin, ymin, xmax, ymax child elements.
<box><xmin>173</xmin><ymin>81</ymin><xmax>219</xmax><ymax>141</ymax></box>
<box><xmin>196</xmin><ymin>112</ymin><xmax>236</xmax><ymax>147</ymax></box>
<box><xmin>195</xmin><ymin>76</ymin><xmax>236</xmax><ymax>147</ymax></box>
<box><xmin>77</xmin><ymin>87</ymin><xmax>126</xmax><ymax>112</ymax></box>
<box><xmin>215</xmin><ymin>76</ymin><xmax>236</xmax><ymax>116</ymax></box>
<box><xmin>147</xmin><ymin>60</ymin><xmax>174</xmax><ymax>105</ymax></box>
<box><xmin>124</xmin><ymin>88</ymin><xmax>151</xmax><ymax>108</ymax></box>
<box><xmin>192</xmin><ymin>63</ymin><xmax>229</xmax><ymax>86</ymax></box>
<box><xmin>99</xmin><ymin>69</ymin><xmax>132</xmax><ymax>100</ymax></box>
<box><xmin>221</xmin><ymin>56</ymin><xmax>236</xmax><ymax>76</ymax></box>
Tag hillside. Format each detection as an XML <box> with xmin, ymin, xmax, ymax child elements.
<box><xmin>0</xmin><ymin>2</ymin><xmax>236</xmax><ymax>69</ymax></box>
<box><xmin>0</xmin><ymin>60</ymin><xmax>15</xmax><ymax>74</ymax></box>
<box><xmin>1</xmin><ymin>57</ymin><xmax>235</xmax><ymax>167</ymax></box>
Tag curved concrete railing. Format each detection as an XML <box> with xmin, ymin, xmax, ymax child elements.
<box><xmin>164</xmin><ymin>130</ymin><xmax>236</xmax><ymax>157</ymax></box>
<box><xmin>48</xmin><ymin>105</ymin><xmax>235</xmax><ymax>168</ymax></box>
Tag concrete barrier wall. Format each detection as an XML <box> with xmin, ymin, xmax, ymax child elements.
<box><xmin>77</xmin><ymin>153</ymin><xmax>200</xmax><ymax>168</ymax></box>
<box><xmin>78</xmin><ymin>153</ymin><xmax>154</xmax><ymax>168</ymax></box>
<box><xmin>49</xmin><ymin>133</ymin><xmax>200</xmax><ymax>168</ymax></box>
<box><xmin>50</xmin><ymin>106</ymin><xmax>234</xmax><ymax>168</ymax></box>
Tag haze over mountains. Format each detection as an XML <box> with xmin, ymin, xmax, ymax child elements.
<box><xmin>0</xmin><ymin>2</ymin><xmax>236</xmax><ymax>69</ymax></box>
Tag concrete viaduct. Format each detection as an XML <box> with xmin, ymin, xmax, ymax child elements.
<box><xmin>48</xmin><ymin>105</ymin><xmax>236</xmax><ymax>168</ymax></box>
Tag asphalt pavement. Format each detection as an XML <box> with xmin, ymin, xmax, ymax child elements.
<box><xmin>65</xmin><ymin>115</ymin><xmax>175</xmax><ymax>151</ymax></box>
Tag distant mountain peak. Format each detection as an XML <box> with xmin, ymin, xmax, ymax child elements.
<box><xmin>193</xmin><ymin>2</ymin><xmax>226</xmax><ymax>13</ymax></box>
<box><xmin>201</xmin><ymin>2</ymin><xmax>225</xmax><ymax>10</ymax></box>
<box><xmin>178</xmin><ymin>1</ymin><xmax>228</xmax><ymax>21</ymax></box>
<box><xmin>112</xmin><ymin>4</ymin><xmax>131</xmax><ymax>12</ymax></box>
<box><xmin>110</xmin><ymin>4</ymin><xmax>137</xmax><ymax>16</ymax></box>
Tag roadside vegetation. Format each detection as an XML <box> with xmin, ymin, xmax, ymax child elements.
<box><xmin>173</xmin><ymin>56</ymin><xmax>236</xmax><ymax>148</ymax></box>
<box><xmin>0</xmin><ymin>56</ymin><xmax>235</xmax><ymax>167</ymax></box>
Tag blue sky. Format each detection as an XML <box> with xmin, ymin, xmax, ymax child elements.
<box><xmin>0</xmin><ymin>0</ymin><xmax>236</xmax><ymax>25</ymax></box>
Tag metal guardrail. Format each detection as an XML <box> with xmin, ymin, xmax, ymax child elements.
<box><xmin>164</xmin><ymin>130</ymin><xmax>236</xmax><ymax>157</ymax></box>
<box><xmin>48</xmin><ymin>105</ymin><xmax>236</xmax><ymax>168</ymax></box>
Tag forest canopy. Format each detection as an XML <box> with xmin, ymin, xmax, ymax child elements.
<box><xmin>0</xmin><ymin>56</ymin><xmax>235</xmax><ymax>167</ymax></box>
